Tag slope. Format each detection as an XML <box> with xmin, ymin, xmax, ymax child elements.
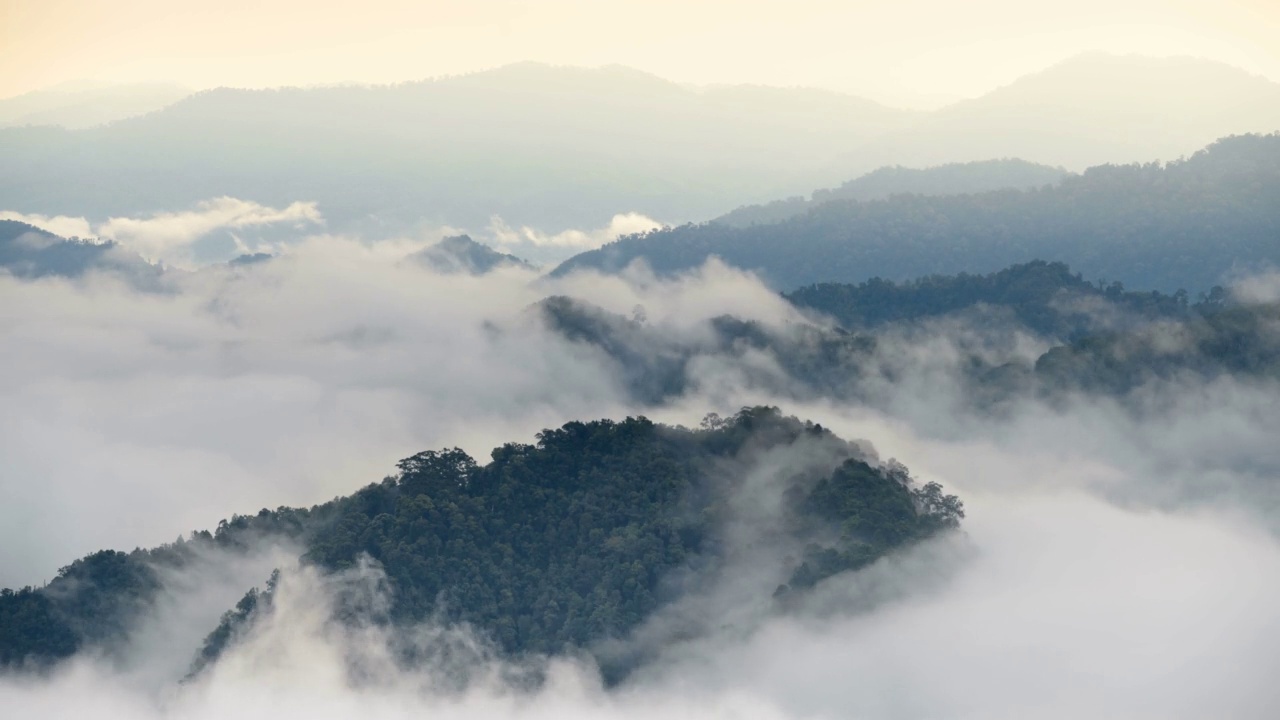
<box><xmin>0</xmin><ymin>409</ymin><xmax>963</xmax><ymax>681</ymax></box>
<box><xmin>0</xmin><ymin>64</ymin><xmax>912</xmax><ymax>234</ymax></box>
<box><xmin>823</xmin><ymin>53</ymin><xmax>1280</xmax><ymax>179</ymax></box>
<box><xmin>553</xmin><ymin>133</ymin><xmax>1280</xmax><ymax>294</ymax></box>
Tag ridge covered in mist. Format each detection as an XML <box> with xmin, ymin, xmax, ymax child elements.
<box><xmin>533</xmin><ymin>267</ymin><xmax>1280</xmax><ymax>408</ymax></box>
<box><xmin>0</xmin><ymin>408</ymin><xmax>962</xmax><ymax>683</ymax></box>
<box><xmin>555</xmin><ymin>133</ymin><xmax>1280</xmax><ymax>293</ymax></box>
<box><xmin>0</xmin><ymin>82</ymin><xmax>190</xmax><ymax>130</ymax></box>
<box><xmin>2</xmin><ymin>219</ymin><xmax>1279</xmax><ymax>716</ymax></box>
<box><xmin>3</xmin><ymin>54</ymin><xmax>1277</xmax><ymax>238</ymax></box>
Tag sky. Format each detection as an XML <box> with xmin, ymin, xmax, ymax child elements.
<box><xmin>3</xmin><ymin>2</ymin><xmax>1280</xmax><ymax>714</ymax></box>
<box><xmin>3</xmin><ymin>0</ymin><xmax>1280</xmax><ymax>107</ymax></box>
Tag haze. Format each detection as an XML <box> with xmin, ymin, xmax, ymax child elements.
<box><xmin>4</xmin><ymin>0</ymin><xmax>1279</xmax><ymax>107</ymax></box>
<box><xmin>4</xmin><ymin>0</ymin><xmax>1280</xmax><ymax>717</ymax></box>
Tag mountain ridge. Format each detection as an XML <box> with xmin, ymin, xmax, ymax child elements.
<box><xmin>552</xmin><ymin>133</ymin><xmax>1280</xmax><ymax>294</ymax></box>
<box><xmin>3</xmin><ymin>54</ymin><xmax>1275</xmax><ymax>236</ymax></box>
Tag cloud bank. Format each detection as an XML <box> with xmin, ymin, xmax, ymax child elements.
<box><xmin>3</xmin><ymin>226</ymin><xmax>1280</xmax><ymax>717</ymax></box>
<box><xmin>2</xmin><ymin>198</ymin><xmax>323</xmax><ymax>267</ymax></box>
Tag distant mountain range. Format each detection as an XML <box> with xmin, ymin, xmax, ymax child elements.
<box><xmin>0</xmin><ymin>221</ymin><xmax>531</xmax><ymax>281</ymax></box>
<box><xmin>2</xmin><ymin>54</ymin><xmax>1277</xmax><ymax>237</ymax></box>
<box><xmin>554</xmin><ymin>133</ymin><xmax>1280</xmax><ymax>294</ymax></box>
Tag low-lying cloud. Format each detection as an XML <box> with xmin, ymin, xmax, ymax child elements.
<box><xmin>484</xmin><ymin>212</ymin><xmax>664</xmax><ymax>263</ymax></box>
<box><xmin>3</xmin><ymin>224</ymin><xmax>1280</xmax><ymax>717</ymax></box>
<box><xmin>3</xmin><ymin>197</ymin><xmax>323</xmax><ymax>267</ymax></box>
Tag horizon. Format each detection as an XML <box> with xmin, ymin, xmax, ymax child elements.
<box><xmin>6</xmin><ymin>50</ymin><xmax>1278</xmax><ymax>114</ymax></box>
<box><xmin>5</xmin><ymin>0</ymin><xmax>1280</xmax><ymax>109</ymax></box>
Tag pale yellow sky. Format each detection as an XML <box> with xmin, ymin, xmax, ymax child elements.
<box><xmin>2</xmin><ymin>0</ymin><xmax>1278</xmax><ymax>107</ymax></box>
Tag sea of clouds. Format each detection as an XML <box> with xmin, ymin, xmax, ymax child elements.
<box><xmin>3</xmin><ymin>206</ymin><xmax>1280</xmax><ymax>718</ymax></box>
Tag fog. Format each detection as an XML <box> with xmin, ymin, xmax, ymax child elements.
<box><xmin>2</xmin><ymin>217</ymin><xmax>1280</xmax><ymax>715</ymax></box>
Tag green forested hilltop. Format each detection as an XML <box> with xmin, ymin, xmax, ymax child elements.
<box><xmin>553</xmin><ymin>134</ymin><xmax>1280</xmax><ymax>294</ymax></box>
<box><xmin>0</xmin><ymin>409</ymin><xmax>963</xmax><ymax>677</ymax></box>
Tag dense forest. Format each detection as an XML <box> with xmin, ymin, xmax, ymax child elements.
<box><xmin>553</xmin><ymin>134</ymin><xmax>1280</xmax><ymax>294</ymax></box>
<box><xmin>532</xmin><ymin>295</ymin><xmax>881</xmax><ymax>404</ymax></box>
<box><xmin>786</xmin><ymin>260</ymin><xmax>1196</xmax><ymax>339</ymax></box>
<box><xmin>0</xmin><ymin>409</ymin><xmax>963</xmax><ymax>680</ymax></box>
<box><xmin>1031</xmin><ymin>302</ymin><xmax>1280</xmax><ymax>394</ymax></box>
<box><xmin>530</xmin><ymin>261</ymin><xmax>1279</xmax><ymax>407</ymax></box>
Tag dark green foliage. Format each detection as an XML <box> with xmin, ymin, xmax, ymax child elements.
<box><xmin>0</xmin><ymin>509</ymin><xmax>313</xmax><ymax>671</ymax></box>
<box><xmin>44</xmin><ymin>550</ymin><xmax>163</xmax><ymax>644</ymax></box>
<box><xmin>785</xmin><ymin>462</ymin><xmax>964</xmax><ymax>592</ymax></box>
<box><xmin>534</xmin><ymin>295</ymin><xmax>878</xmax><ymax>404</ymax></box>
<box><xmin>536</xmin><ymin>296</ymin><xmax>693</xmax><ymax>403</ymax></box>
<box><xmin>304</xmin><ymin>416</ymin><xmax>707</xmax><ymax>654</ymax></box>
<box><xmin>188</xmin><ymin>573</ymin><xmax>277</xmax><ymax>678</ymax></box>
<box><xmin>0</xmin><ymin>589</ymin><xmax>77</xmax><ymax>667</ymax></box>
<box><xmin>2</xmin><ymin>410</ymin><xmax>961</xmax><ymax>678</ymax></box>
<box><xmin>0</xmin><ymin>550</ymin><xmax>159</xmax><ymax>668</ymax></box>
<box><xmin>1035</xmin><ymin>303</ymin><xmax>1280</xmax><ymax>393</ymax></box>
<box><xmin>200</xmin><ymin>409</ymin><xmax>958</xmax><ymax>676</ymax></box>
<box><xmin>787</xmin><ymin>260</ymin><xmax>1192</xmax><ymax>340</ymax></box>
<box><xmin>554</xmin><ymin>134</ymin><xmax>1280</xmax><ymax>294</ymax></box>
<box><xmin>535</xmin><ymin>268</ymin><xmax>1280</xmax><ymax>408</ymax></box>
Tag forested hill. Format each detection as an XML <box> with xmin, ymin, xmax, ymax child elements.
<box><xmin>716</xmin><ymin>159</ymin><xmax>1068</xmax><ymax>228</ymax></box>
<box><xmin>528</xmin><ymin>264</ymin><xmax>1279</xmax><ymax>406</ymax></box>
<box><xmin>786</xmin><ymin>260</ymin><xmax>1195</xmax><ymax>339</ymax></box>
<box><xmin>552</xmin><ymin>134</ymin><xmax>1280</xmax><ymax>294</ymax></box>
<box><xmin>0</xmin><ymin>409</ymin><xmax>963</xmax><ymax>680</ymax></box>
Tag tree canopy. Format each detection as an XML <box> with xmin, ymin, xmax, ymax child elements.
<box><xmin>0</xmin><ymin>409</ymin><xmax>963</xmax><ymax>680</ymax></box>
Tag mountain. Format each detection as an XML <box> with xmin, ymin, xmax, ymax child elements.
<box><xmin>0</xmin><ymin>64</ymin><xmax>913</xmax><ymax>234</ymax></box>
<box><xmin>0</xmin><ymin>219</ymin><xmax>160</xmax><ymax>283</ymax></box>
<box><xmin>409</xmin><ymin>234</ymin><xmax>533</xmax><ymax>274</ymax></box>
<box><xmin>553</xmin><ymin>134</ymin><xmax>1280</xmax><ymax>294</ymax></box>
<box><xmin>530</xmin><ymin>274</ymin><xmax>1279</xmax><ymax>409</ymax></box>
<box><xmin>6</xmin><ymin>55</ymin><xmax>1274</xmax><ymax>238</ymax></box>
<box><xmin>716</xmin><ymin>159</ymin><xmax>1069</xmax><ymax>227</ymax></box>
<box><xmin>821</xmin><ymin>53</ymin><xmax>1280</xmax><ymax>180</ymax></box>
<box><xmin>1032</xmin><ymin>301</ymin><xmax>1280</xmax><ymax>394</ymax></box>
<box><xmin>0</xmin><ymin>82</ymin><xmax>190</xmax><ymax>129</ymax></box>
<box><xmin>785</xmin><ymin>260</ymin><xmax>1191</xmax><ymax>340</ymax></box>
<box><xmin>0</xmin><ymin>409</ymin><xmax>963</xmax><ymax>680</ymax></box>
